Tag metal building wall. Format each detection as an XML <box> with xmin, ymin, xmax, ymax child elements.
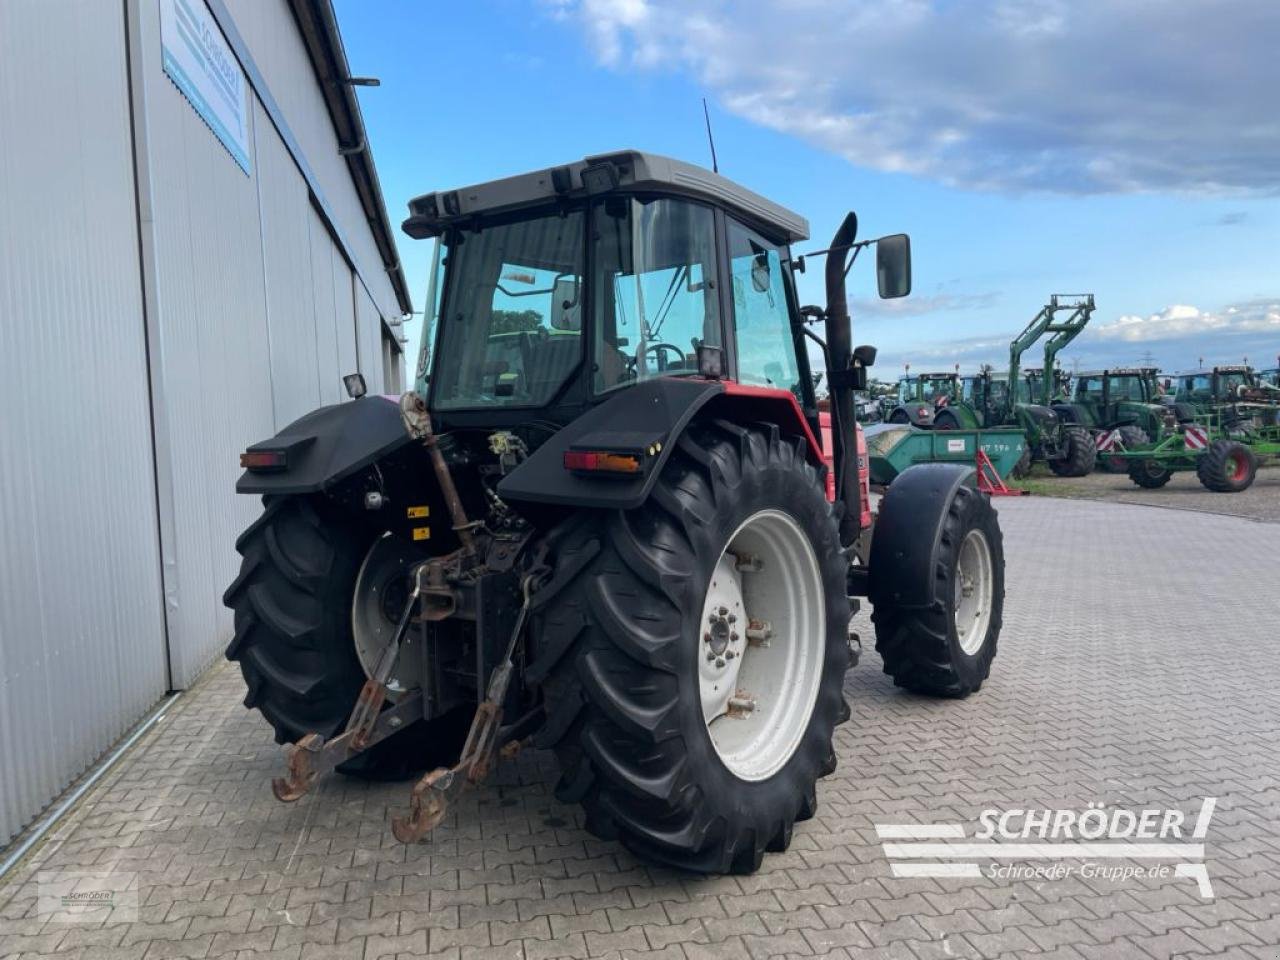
<box><xmin>0</xmin><ymin>0</ymin><xmax>168</xmax><ymax>843</ymax></box>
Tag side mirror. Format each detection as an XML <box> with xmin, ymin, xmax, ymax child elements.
<box><xmin>876</xmin><ymin>234</ymin><xmax>912</xmax><ymax>299</ymax></box>
<box><xmin>550</xmin><ymin>276</ymin><xmax>582</xmax><ymax>331</ymax></box>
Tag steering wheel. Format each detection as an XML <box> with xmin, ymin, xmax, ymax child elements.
<box><xmin>644</xmin><ymin>342</ymin><xmax>685</xmax><ymax>372</ymax></box>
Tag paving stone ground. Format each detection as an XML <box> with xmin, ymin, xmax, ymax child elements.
<box><xmin>2</xmin><ymin>498</ymin><xmax>1279</xmax><ymax>960</ymax></box>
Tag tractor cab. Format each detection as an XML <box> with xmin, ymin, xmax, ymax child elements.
<box><xmin>408</xmin><ymin>152</ymin><xmax>818</xmax><ymax>433</ymax></box>
<box><xmin>888</xmin><ymin>371</ymin><xmax>960</xmax><ymax>426</ymax></box>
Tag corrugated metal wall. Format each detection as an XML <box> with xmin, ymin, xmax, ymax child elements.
<box><xmin>1</xmin><ymin>0</ymin><xmax>406</xmax><ymax>843</ymax></box>
<box><xmin>131</xmin><ymin>0</ymin><xmax>400</xmax><ymax>688</ymax></box>
<box><xmin>0</xmin><ymin>0</ymin><xmax>168</xmax><ymax>843</ymax></box>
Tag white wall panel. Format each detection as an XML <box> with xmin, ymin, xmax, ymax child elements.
<box><xmin>221</xmin><ymin>0</ymin><xmax>400</xmax><ymax>322</ymax></box>
<box><xmin>136</xmin><ymin>0</ymin><xmax>276</xmax><ymax>688</ymax></box>
<box><xmin>0</xmin><ymin>0</ymin><xmax>166</xmax><ymax>843</ymax></box>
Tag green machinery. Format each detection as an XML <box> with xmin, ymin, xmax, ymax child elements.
<box><xmin>865</xmin><ymin>424</ymin><xmax>1026</xmax><ymax>485</ymax></box>
<box><xmin>886</xmin><ymin>371</ymin><xmax>962</xmax><ymax>427</ymax></box>
<box><xmin>1057</xmin><ymin>367</ymin><xmax>1179</xmax><ymax>471</ymax></box>
<box><xmin>938</xmin><ymin>295</ymin><xmax>1096</xmax><ymax>477</ymax></box>
<box><xmin>1170</xmin><ymin>366</ymin><xmax>1280</xmax><ymax>428</ymax></box>
<box><xmin>1115</xmin><ymin>414</ymin><xmax>1279</xmax><ymax>493</ymax></box>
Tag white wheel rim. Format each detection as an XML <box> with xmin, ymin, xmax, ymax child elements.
<box><xmin>352</xmin><ymin>534</ymin><xmax>423</xmax><ymax>700</ymax></box>
<box><xmin>698</xmin><ymin>510</ymin><xmax>825</xmax><ymax>782</ymax></box>
<box><xmin>954</xmin><ymin>528</ymin><xmax>993</xmax><ymax>656</ymax></box>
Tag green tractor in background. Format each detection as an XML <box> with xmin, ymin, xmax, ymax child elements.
<box><xmin>938</xmin><ymin>296</ymin><xmax>1096</xmax><ymax>477</ymax></box>
<box><xmin>886</xmin><ymin>371</ymin><xmax>962</xmax><ymax>427</ymax></box>
<box><xmin>1055</xmin><ymin>367</ymin><xmax>1178</xmax><ymax>472</ymax></box>
<box><xmin>1170</xmin><ymin>366</ymin><xmax>1280</xmax><ymax>430</ymax></box>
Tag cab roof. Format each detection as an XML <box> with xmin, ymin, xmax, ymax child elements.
<box><xmin>1075</xmin><ymin>367</ymin><xmax>1159</xmax><ymax>377</ymax></box>
<box><xmin>1172</xmin><ymin>365</ymin><xmax>1252</xmax><ymax>377</ymax></box>
<box><xmin>402</xmin><ymin>150</ymin><xmax>810</xmax><ymax>244</ymax></box>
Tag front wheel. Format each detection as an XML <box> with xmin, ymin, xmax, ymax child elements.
<box><xmin>1049</xmin><ymin>426</ymin><xmax>1097</xmax><ymax>477</ymax></box>
<box><xmin>530</xmin><ymin>421</ymin><xmax>850</xmax><ymax>873</ymax></box>
<box><xmin>869</xmin><ymin>469</ymin><xmax>1004</xmax><ymax>697</ymax></box>
<box><xmin>1128</xmin><ymin>458</ymin><xmax>1172</xmax><ymax>488</ymax></box>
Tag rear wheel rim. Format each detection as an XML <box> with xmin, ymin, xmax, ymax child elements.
<box><xmin>352</xmin><ymin>534</ymin><xmax>424</xmax><ymax>701</ymax></box>
<box><xmin>1229</xmin><ymin>451</ymin><xmax>1248</xmax><ymax>482</ymax></box>
<box><xmin>698</xmin><ymin>510</ymin><xmax>825</xmax><ymax>782</ymax></box>
<box><xmin>955</xmin><ymin>528</ymin><xmax>993</xmax><ymax>655</ymax></box>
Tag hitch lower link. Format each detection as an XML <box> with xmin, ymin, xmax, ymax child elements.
<box><xmin>272</xmin><ymin>563</ymin><xmax>432</xmax><ymax>802</ymax></box>
<box><xmin>391</xmin><ymin>577</ymin><xmax>537</xmax><ymax>843</ymax></box>
<box><xmin>270</xmin><ymin>566</ymin><xmax>540</xmax><ymax>847</ymax></box>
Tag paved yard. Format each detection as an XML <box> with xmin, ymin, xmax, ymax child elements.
<box><xmin>2</xmin><ymin>498</ymin><xmax>1279</xmax><ymax>960</ymax></box>
<box><xmin>1018</xmin><ymin>462</ymin><xmax>1280</xmax><ymax>523</ymax></box>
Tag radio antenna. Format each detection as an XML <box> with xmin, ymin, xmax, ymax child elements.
<box><xmin>702</xmin><ymin>98</ymin><xmax>719</xmax><ymax>174</ymax></box>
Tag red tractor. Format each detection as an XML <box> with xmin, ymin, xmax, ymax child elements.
<box><xmin>225</xmin><ymin>152</ymin><xmax>1004</xmax><ymax>873</ymax></box>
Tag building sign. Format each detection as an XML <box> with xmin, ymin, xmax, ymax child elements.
<box><xmin>160</xmin><ymin>0</ymin><xmax>251</xmax><ymax>174</ymax></box>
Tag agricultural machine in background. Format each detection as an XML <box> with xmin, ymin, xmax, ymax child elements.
<box><xmin>886</xmin><ymin>371</ymin><xmax>961</xmax><ymax>426</ymax></box>
<box><xmin>1056</xmin><ymin>368</ymin><xmax>1179</xmax><ymax>471</ymax></box>
<box><xmin>938</xmin><ymin>296</ymin><xmax>1096</xmax><ymax>477</ymax></box>
<box><xmin>223</xmin><ymin>152</ymin><xmax>1005</xmax><ymax>873</ymax></box>
<box><xmin>1169</xmin><ymin>366</ymin><xmax>1280</xmax><ymax>429</ymax></box>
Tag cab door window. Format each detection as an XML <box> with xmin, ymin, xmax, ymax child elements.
<box><xmin>727</xmin><ymin>219</ymin><xmax>799</xmax><ymax>393</ymax></box>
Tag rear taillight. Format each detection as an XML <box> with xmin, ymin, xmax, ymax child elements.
<box><xmin>240</xmin><ymin>449</ymin><xmax>288</xmax><ymax>471</ymax></box>
<box><xmin>563</xmin><ymin>450</ymin><xmax>643</xmax><ymax>475</ymax></box>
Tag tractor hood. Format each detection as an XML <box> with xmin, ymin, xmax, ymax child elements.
<box><xmin>235</xmin><ymin>395</ymin><xmax>411</xmax><ymax>494</ymax></box>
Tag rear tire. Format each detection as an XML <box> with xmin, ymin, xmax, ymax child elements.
<box><xmin>530</xmin><ymin>421</ymin><xmax>850</xmax><ymax>873</ymax></box>
<box><xmin>933</xmin><ymin>411</ymin><xmax>961</xmax><ymax>430</ymax></box>
<box><xmin>1197</xmin><ymin>439</ymin><xmax>1257</xmax><ymax>492</ymax></box>
<box><xmin>889</xmin><ymin>410</ymin><xmax>911</xmax><ymax>424</ymax></box>
<box><xmin>1128</xmin><ymin>458</ymin><xmax>1172</xmax><ymax>488</ymax></box>
<box><xmin>870</xmin><ymin>482</ymin><xmax>1003</xmax><ymax>697</ymax></box>
<box><xmin>1048</xmin><ymin>426</ymin><xmax>1096</xmax><ymax>477</ymax></box>
<box><xmin>223</xmin><ymin>496</ymin><xmax>450</xmax><ymax>780</ymax></box>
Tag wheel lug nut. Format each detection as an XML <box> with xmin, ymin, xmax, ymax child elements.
<box><xmin>715</xmin><ymin>657</ymin><xmax>725</xmax><ymax>668</ymax></box>
<box><xmin>718</xmin><ymin>606</ymin><xmax>728</xmax><ymax>616</ymax></box>
<box><xmin>706</xmin><ymin>650</ymin><xmax>716</xmax><ymax>661</ymax></box>
<box><xmin>703</xmin><ymin>631</ymin><xmax>711</xmax><ymax>643</ymax></box>
<box><xmin>730</xmin><ymin>632</ymin><xmax>739</xmax><ymax>643</ymax></box>
<box><xmin>725</xmin><ymin>650</ymin><xmax>735</xmax><ymax>660</ymax></box>
<box><xmin>727</xmin><ymin>614</ymin><xmax>737</xmax><ymax>624</ymax></box>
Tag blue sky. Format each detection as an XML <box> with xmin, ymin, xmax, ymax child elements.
<box><xmin>335</xmin><ymin>0</ymin><xmax>1280</xmax><ymax>377</ymax></box>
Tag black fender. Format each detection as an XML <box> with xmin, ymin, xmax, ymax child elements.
<box><xmin>497</xmin><ymin>378</ymin><xmax>823</xmax><ymax>511</ymax></box>
<box><xmin>867</xmin><ymin>462</ymin><xmax>976</xmax><ymax>613</ymax></box>
<box><xmin>235</xmin><ymin>395</ymin><xmax>412</xmax><ymax>494</ymax></box>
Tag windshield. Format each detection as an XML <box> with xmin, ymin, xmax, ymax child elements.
<box><xmin>592</xmin><ymin>196</ymin><xmax>721</xmax><ymax>393</ymax></box>
<box><xmin>430</xmin><ymin>210</ymin><xmax>585</xmax><ymax>409</ymax></box>
<box><xmin>1108</xmin><ymin>375</ymin><xmax>1147</xmax><ymax>401</ymax></box>
<box><xmin>919</xmin><ymin>377</ymin><xmax>954</xmax><ymax>402</ymax></box>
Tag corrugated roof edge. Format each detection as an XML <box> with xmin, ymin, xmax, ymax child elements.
<box><xmin>289</xmin><ymin>0</ymin><xmax>412</xmax><ymax>317</ymax></box>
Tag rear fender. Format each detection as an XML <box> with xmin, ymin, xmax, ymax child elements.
<box><xmin>235</xmin><ymin>395</ymin><xmax>411</xmax><ymax>495</ymax></box>
<box><xmin>868</xmin><ymin>462</ymin><xmax>976</xmax><ymax>612</ymax></box>
<box><xmin>497</xmin><ymin>379</ymin><xmax>823</xmax><ymax>512</ymax></box>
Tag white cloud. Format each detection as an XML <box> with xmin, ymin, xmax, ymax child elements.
<box><xmin>1091</xmin><ymin>299</ymin><xmax>1280</xmax><ymax>343</ymax></box>
<box><xmin>549</xmin><ymin>0</ymin><xmax>1280</xmax><ymax>193</ymax></box>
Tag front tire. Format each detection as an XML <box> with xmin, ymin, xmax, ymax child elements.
<box><xmin>529</xmin><ymin>421</ymin><xmax>850</xmax><ymax>873</ymax></box>
<box><xmin>1049</xmin><ymin>425</ymin><xmax>1097</xmax><ymax>477</ymax></box>
<box><xmin>869</xmin><ymin>478</ymin><xmax>1003</xmax><ymax>696</ymax></box>
<box><xmin>1128</xmin><ymin>458</ymin><xmax>1172</xmax><ymax>488</ymax></box>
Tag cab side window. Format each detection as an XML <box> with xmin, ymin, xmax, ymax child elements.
<box><xmin>727</xmin><ymin>219</ymin><xmax>799</xmax><ymax>392</ymax></box>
